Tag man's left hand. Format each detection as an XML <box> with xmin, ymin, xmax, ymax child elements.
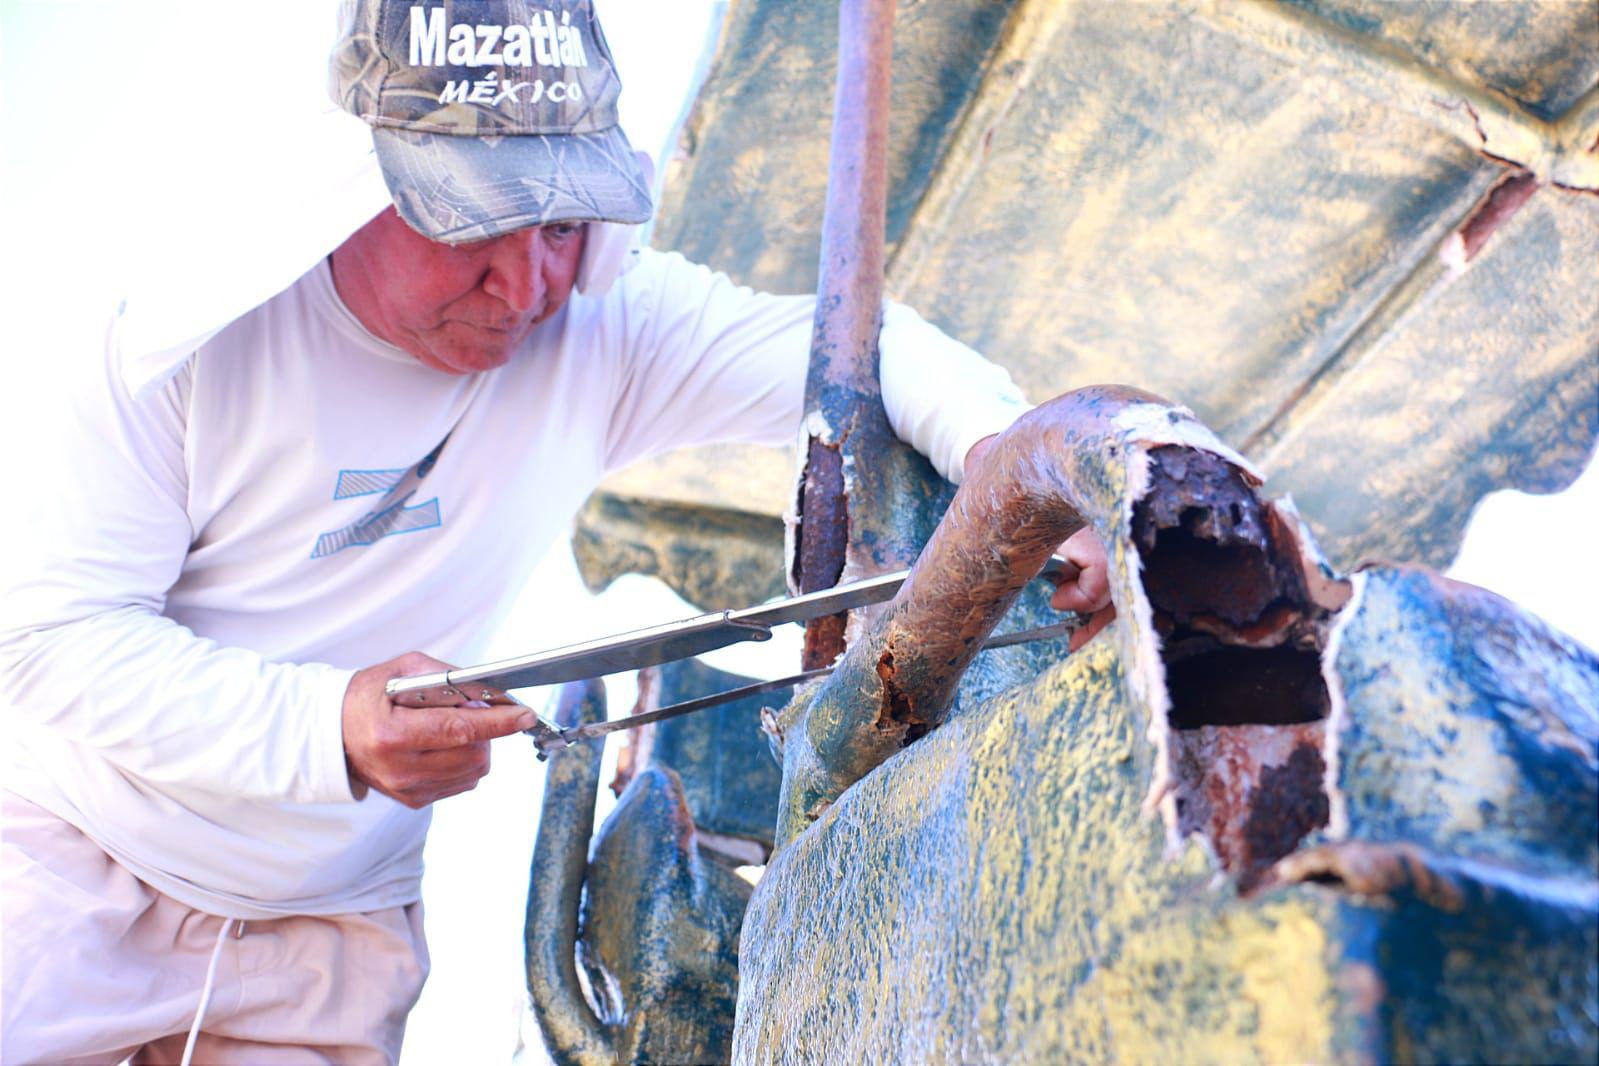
<box><xmin>965</xmin><ymin>433</ymin><xmax>1116</xmax><ymax>652</ymax></box>
<box><xmin>1049</xmin><ymin>526</ymin><xmax>1116</xmax><ymax>652</ymax></box>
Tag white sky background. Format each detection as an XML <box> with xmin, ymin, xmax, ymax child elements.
<box><xmin>0</xmin><ymin>2</ymin><xmax>1594</xmax><ymax>1063</ymax></box>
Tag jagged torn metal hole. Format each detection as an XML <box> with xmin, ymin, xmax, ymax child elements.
<box><xmin>1134</xmin><ymin>446</ymin><xmax>1346</xmax><ymax>891</ymax></box>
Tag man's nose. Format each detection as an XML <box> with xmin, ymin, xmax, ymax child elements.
<box><xmin>482</xmin><ymin>228</ymin><xmax>546</xmax><ymax>313</ymax></box>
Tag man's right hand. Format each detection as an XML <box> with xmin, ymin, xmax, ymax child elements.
<box><xmin>341</xmin><ymin>652</ymin><xmax>536</xmax><ymax>809</ymax></box>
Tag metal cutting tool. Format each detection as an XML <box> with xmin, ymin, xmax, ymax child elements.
<box><xmin>386</xmin><ymin>559</ymin><xmax>1079</xmax><ymax>757</ymax></box>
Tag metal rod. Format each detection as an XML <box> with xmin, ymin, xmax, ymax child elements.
<box><xmin>540</xmin><ymin>618</ymin><xmax>1080</xmax><ymax>753</ymax></box>
<box><xmin>552</xmin><ymin>669</ymin><xmax>833</xmax><ymax>749</ymax></box>
<box><xmin>796</xmin><ymin>0</ymin><xmax>897</xmax><ymax>669</ymax></box>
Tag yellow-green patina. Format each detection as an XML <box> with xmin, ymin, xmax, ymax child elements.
<box><xmin>618</xmin><ymin>0</ymin><xmax>1598</xmax><ymax>571</ymax></box>
<box><xmin>571</xmin><ymin>492</ymin><xmax>785</xmax><ymax>611</ymax></box>
<box><xmin>735</xmin><ymin>562</ymin><xmax>1598</xmax><ymax>1062</ymax></box>
<box><xmin>740</xmin><ymin>641</ymin><xmax>1349</xmax><ymax>1062</ymax></box>
<box><xmin>536</xmin><ymin>1</ymin><xmax>1599</xmax><ymax>1062</ymax></box>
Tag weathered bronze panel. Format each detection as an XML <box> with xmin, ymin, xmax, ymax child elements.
<box><xmin>571</xmin><ymin>491</ymin><xmax>785</xmax><ymax>611</ymax></box>
<box><xmin>548</xmin><ymin>2</ymin><xmax>1599</xmax><ymax>1060</ymax></box>
<box><xmin>736</xmin><ymin>415</ymin><xmax>1598</xmax><ymax>1062</ymax></box>
<box><xmin>608</xmin><ymin>0</ymin><xmax>1598</xmax><ymax>571</ymax></box>
<box><xmin>1259</xmin><ymin>189</ymin><xmax>1599</xmax><ymax>565</ymax></box>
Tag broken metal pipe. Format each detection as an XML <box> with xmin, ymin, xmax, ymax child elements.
<box><xmin>771</xmin><ymin>385</ymin><xmax>1351</xmax><ymax>878</ymax></box>
<box><xmin>775</xmin><ymin>385</ymin><xmax>1181</xmax><ymax>842</ymax></box>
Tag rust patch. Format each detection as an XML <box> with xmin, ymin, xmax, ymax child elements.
<box><xmin>1136</xmin><ymin>446</ymin><xmax>1337</xmax><ymax>889</ymax></box>
<box><xmin>1172</xmin><ymin>723</ymin><xmax>1330</xmax><ymax>891</ymax></box>
<box><xmin>803</xmin><ymin>614</ymin><xmax>849</xmax><ymax>669</ymax></box>
<box><xmin>1457</xmin><ymin>170</ymin><xmax>1539</xmax><ymax>262</ymax></box>
<box><xmin>797</xmin><ymin>437</ymin><xmax>849</xmax><ymax>669</ymax></box>
<box><xmin>611</xmin><ymin>666</ymin><xmax>659</xmax><ymax>797</ymax></box>
<box><xmin>1266</xmin><ymin>842</ymin><xmax>1467</xmax><ymax>912</ymax></box>
<box><xmin>1134</xmin><ymin>448</ymin><xmax>1287</xmax><ymax>626</ymax></box>
<box><xmin>1241</xmin><ymin>744</ymin><xmax>1330</xmax><ymax>889</ymax></box>
<box><xmin>874</xmin><ymin>645</ymin><xmax>923</xmax><ymax>741</ymax></box>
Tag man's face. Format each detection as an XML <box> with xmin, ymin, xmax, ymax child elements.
<box><xmin>331</xmin><ymin>207</ymin><xmax>586</xmax><ymax>374</ymax></box>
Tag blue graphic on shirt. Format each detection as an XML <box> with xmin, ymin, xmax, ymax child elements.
<box><xmin>332</xmin><ymin>467</ymin><xmax>410</xmax><ymax>500</ymax></box>
<box><xmin>313</xmin><ymin>438</ymin><xmax>449</xmax><ymax>558</ymax></box>
<box><xmin>312</xmin><ymin>496</ymin><xmax>441</xmax><ymax>558</ymax></box>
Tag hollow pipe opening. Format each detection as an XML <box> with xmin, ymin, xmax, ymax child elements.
<box><xmin>1134</xmin><ymin>447</ymin><xmax>1341</xmax><ymax>889</ymax></box>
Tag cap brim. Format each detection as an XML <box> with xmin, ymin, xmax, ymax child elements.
<box><xmin>372</xmin><ymin>124</ymin><xmax>653</xmax><ymax>243</ymax></box>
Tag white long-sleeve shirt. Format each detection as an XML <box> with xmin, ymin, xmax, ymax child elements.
<box><xmin>0</xmin><ymin>247</ymin><xmax>1029</xmax><ymax>919</ymax></box>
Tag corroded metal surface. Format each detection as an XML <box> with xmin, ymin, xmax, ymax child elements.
<box><xmin>793</xmin><ymin>0</ymin><xmax>904</xmax><ymax>670</ymax></box>
<box><xmin>1322</xmin><ymin>566</ymin><xmax>1598</xmax><ymax>871</ymax></box>
<box><xmin>571</xmin><ymin>491</ymin><xmax>784</xmax><ymax>611</ymax></box>
<box><xmin>654</xmin><ymin>0</ymin><xmax>1019</xmax><ymax>293</ymax></box>
<box><xmin>621</xmin><ymin>658</ymin><xmax>786</xmax><ymax>855</ymax></box>
<box><xmin>1255</xmin><ymin>183</ymin><xmax>1599</xmax><ymax>564</ymax></box>
<box><xmin>576</xmin><ymin>765</ymin><xmax>750</xmax><ymax>1063</ymax></box>
<box><xmin>525</xmin><ymin>681</ymin><xmax>612</xmax><ymax>1066</ymax></box>
<box><xmin>543</xmin><ymin>2</ymin><xmax>1599</xmax><ymax>1060</ymax></box>
<box><xmin>772</xmin><ymin>386</ymin><xmax>1174</xmax><ymax>839</ymax></box>
<box><xmin>611</xmin><ymin>0</ymin><xmax>1598</xmax><ymax>571</ymax></box>
<box><xmin>737</xmin><ymin>607</ymin><xmax>1598</xmax><ymax>1061</ymax></box>
<box><xmin>736</xmin><ymin>406</ymin><xmax>1599</xmax><ymax>1061</ymax></box>
<box><xmin>528</xmin><ymin>669</ymin><xmax>777</xmax><ymax>1064</ymax></box>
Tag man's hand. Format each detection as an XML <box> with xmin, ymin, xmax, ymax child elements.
<box><xmin>1050</xmin><ymin>527</ymin><xmax>1117</xmax><ymax>652</ymax></box>
<box><xmin>341</xmin><ymin>652</ymin><xmax>535</xmax><ymax>808</ymax></box>
<box><xmin>966</xmin><ymin>434</ymin><xmax>1116</xmax><ymax>652</ymax></box>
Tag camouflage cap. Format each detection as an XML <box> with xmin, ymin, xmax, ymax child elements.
<box><xmin>330</xmin><ymin>0</ymin><xmax>652</xmax><ymax>242</ymax></box>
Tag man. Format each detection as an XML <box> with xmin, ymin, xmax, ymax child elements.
<box><xmin>0</xmin><ymin>1</ymin><xmax>1111</xmax><ymax>1061</ymax></box>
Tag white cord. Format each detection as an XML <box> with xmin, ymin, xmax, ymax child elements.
<box><xmin>180</xmin><ymin>917</ymin><xmax>236</xmax><ymax>1066</ymax></box>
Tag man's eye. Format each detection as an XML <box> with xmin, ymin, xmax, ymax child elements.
<box><xmin>545</xmin><ymin>223</ymin><xmax>583</xmax><ymax>242</ymax></box>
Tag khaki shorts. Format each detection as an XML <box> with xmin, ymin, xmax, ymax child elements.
<box><xmin>1</xmin><ymin>792</ymin><xmax>428</xmax><ymax>1065</ymax></box>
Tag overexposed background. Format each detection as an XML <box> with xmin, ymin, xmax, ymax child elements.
<box><xmin>0</xmin><ymin>3</ymin><xmax>1593</xmax><ymax>1064</ymax></box>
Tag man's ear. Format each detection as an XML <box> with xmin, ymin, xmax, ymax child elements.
<box><xmin>575</xmin><ymin>151</ymin><xmax>655</xmax><ymax>296</ymax></box>
<box><xmin>575</xmin><ymin>222</ymin><xmax>637</xmax><ymax>295</ymax></box>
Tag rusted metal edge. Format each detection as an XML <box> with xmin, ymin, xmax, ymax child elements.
<box><xmin>796</xmin><ymin>437</ymin><xmax>849</xmax><ymax>667</ymax></box>
<box><xmin>772</xmin><ymin>385</ymin><xmax>1358</xmax><ymax>893</ymax></box>
<box><xmin>776</xmin><ymin>386</ymin><xmax>1170</xmax><ymax>842</ymax></box>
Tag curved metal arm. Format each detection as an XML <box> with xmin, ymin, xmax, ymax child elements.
<box><xmin>774</xmin><ymin>385</ymin><xmax>1188</xmax><ymax>842</ymax></box>
<box><xmin>525</xmin><ymin>679</ymin><xmax>614</xmax><ymax>1065</ymax></box>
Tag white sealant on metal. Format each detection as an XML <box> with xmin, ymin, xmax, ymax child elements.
<box><xmin>1109</xmin><ymin>412</ymin><xmax>1272</xmax><ymax>853</ymax></box>
<box><xmin>1113</xmin><ymin>446</ymin><xmax>1181</xmax><ymax>846</ymax></box>
<box><xmin>785</xmin><ymin>410</ymin><xmax>842</xmax><ymax>598</ymax></box>
<box><xmin>1319</xmin><ymin>569</ymin><xmax>1367</xmax><ymax>840</ymax></box>
<box><xmin>1112</xmin><ymin>403</ymin><xmax>1266</xmax><ymax>484</ymax></box>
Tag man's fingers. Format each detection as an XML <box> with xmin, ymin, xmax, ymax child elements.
<box><xmin>407</xmin><ymin>740</ymin><xmax>492</xmax><ymax>779</ymax></box>
<box><xmin>1077</xmin><ymin>558</ymin><xmax>1110</xmax><ymax>604</ymax></box>
<box><xmin>432</xmin><ymin>771</ymin><xmax>488</xmax><ymax>800</ymax></box>
<box><xmin>1049</xmin><ymin>564</ymin><xmax>1110</xmax><ymax>612</ymax></box>
<box><xmin>370</xmin><ymin>743</ymin><xmax>492</xmax><ymax>808</ymax></box>
<box><xmin>1044</xmin><ymin>559</ymin><xmax>1081</xmax><ymax>587</ymax></box>
<box><xmin>1051</xmin><ymin>582</ymin><xmax>1104</xmax><ymax>613</ymax></box>
<box><xmin>406</xmin><ymin>704</ymin><xmax>535</xmax><ymax>749</ymax></box>
<box><xmin>1050</xmin><ymin>528</ymin><xmax>1113</xmax><ymax>614</ymax></box>
<box><xmin>390</xmin><ymin>771</ymin><xmax>486</xmax><ymax>809</ymax></box>
<box><xmin>1069</xmin><ymin>606</ymin><xmax>1117</xmax><ymax>652</ymax></box>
